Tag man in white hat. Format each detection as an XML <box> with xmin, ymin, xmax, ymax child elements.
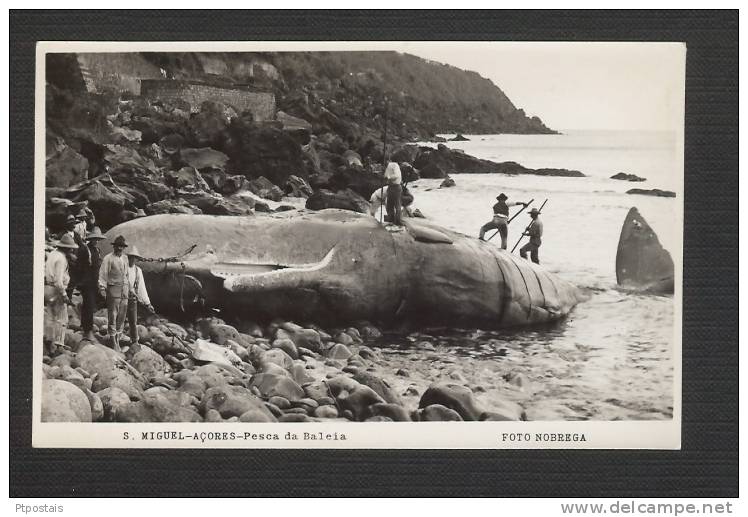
<box><xmin>125</xmin><ymin>246</ymin><xmax>154</xmax><ymax>349</ymax></box>
<box><xmin>98</xmin><ymin>235</ymin><xmax>130</xmax><ymax>352</ymax></box>
<box><xmin>43</xmin><ymin>234</ymin><xmax>78</xmax><ymax>353</ymax></box>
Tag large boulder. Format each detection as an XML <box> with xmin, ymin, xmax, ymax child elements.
<box><xmin>201</xmin><ymin>385</ymin><xmax>277</xmax><ymax>420</ymax></box>
<box><xmin>115</xmin><ymin>391</ymin><xmax>202</xmax><ymax>422</ymax></box>
<box><xmin>353</xmin><ymin>372</ymin><xmax>403</xmax><ymax>405</ymax></box>
<box><xmin>284</xmin><ymin>175</ymin><xmax>313</xmax><ymax>198</ymax></box>
<box><xmin>247</xmin><ymin>176</ymin><xmax>284</xmax><ymax>202</ymax></box>
<box><xmin>74</xmin><ymin>343</ymin><xmax>146</xmax><ymax>399</ymax></box>
<box><xmin>306</xmin><ymin>189</ymin><xmax>369</xmax><ymax>213</ymax></box>
<box><xmin>179</xmin><ymin>147</ymin><xmax>229</xmax><ymax>172</ymax></box>
<box><xmin>97</xmin><ymin>386</ymin><xmax>131</xmax><ymax>421</ymax></box>
<box><xmin>249</xmin><ymin>373</ymin><xmax>304</xmax><ymax>401</ymax></box>
<box><xmin>326</xmin><ymin>375</ymin><xmax>385</xmax><ymax>421</ymax></box>
<box><xmin>129</xmin><ymin>345</ymin><xmax>172</xmax><ymax>382</ymax></box>
<box><xmin>67</xmin><ymin>180</ymin><xmax>133</xmax><ymax>231</ymax></box>
<box><xmin>418</xmin><ymin>382</ymin><xmax>485</xmax><ymax>421</ymax></box>
<box><xmin>165</xmin><ymin>167</ymin><xmax>210</xmax><ymax>191</ymax></box>
<box><xmin>145</xmin><ymin>198</ymin><xmax>202</xmax><ymax>215</ymax></box>
<box><xmin>200</xmin><ymin>170</ymin><xmax>250</xmax><ymax>195</ymax></box>
<box><xmin>46</xmin><ymin>141</ymin><xmax>89</xmax><ymax>188</ymax></box>
<box><xmin>177</xmin><ymin>190</ymin><xmax>254</xmax><ymax>216</ymax></box>
<box><xmin>41</xmin><ymin>379</ymin><xmax>93</xmax><ymax>422</ymax></box>
<box><xmin>223</xmin><ymin>120</ymin><xmax>307</xmax><ymax>186</ymax></box>
<box><xmin>187</xmin><ymin>101</ymin><xmax>234</xmax><ymax>148</ymax></box>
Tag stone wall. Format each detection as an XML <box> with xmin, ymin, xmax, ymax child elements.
<box><xmin>75</xmin><ymin>53</ymin><xmax>164</xmax><ymax>95</ymax></box>
<box><xmin>140</xmin><ymin>80</ymin><xmax>276</xmax><ymax>120</ymax></box>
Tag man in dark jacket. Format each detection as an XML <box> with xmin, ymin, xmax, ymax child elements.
<box><xmin>478</xmin><ymin>193</ymin><xmax>529</xmax><ymax>249</ymax></box>
<box><xmin>80</xmin><ymin>226</ymin><xmax>105</xmax><ymax>341</ymax></box>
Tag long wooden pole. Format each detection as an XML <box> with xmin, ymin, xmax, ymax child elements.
<box><xmin>379</xmin><ymin>98</ymin><xmax>388</xmax><ymax>225</ymax></box>
<box><xmin>511</xmin><ymin>198</ymin><xmax>548</xmax><ymax>253</ymax></box>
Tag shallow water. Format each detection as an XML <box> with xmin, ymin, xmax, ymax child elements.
<box><xmin>372</xmin><ymin>131</ymin><xmax>678</xmax><ymax>420</ymax></box>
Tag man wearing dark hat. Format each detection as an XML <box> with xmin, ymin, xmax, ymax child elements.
<box><xmin>125</xmin><ymin>246</ymin><xmax>154</xmax><ymax>349</ymax></box>
<box><xmin>478</xmin><ymin>193</ymin><xmax>529</xmax><ymax>249</ymax></box>
<box><xmin>519</xmin><ymin>208</ymin><xmax>543</xmax><ymax>264</ymax></box>
<box><xmin>44</xmin><ymin>233</ymin><xmax>78</xmax><ymax>353</ymax></box>
<box><xmin>98</xmin><ymin>235</ymin><xmax>131</xmax><ymax>352</ymax></box>
<box><xmin>79</xmin><ymin>226</ymin><xmax>105</xmax><ymax>341</ymax></box>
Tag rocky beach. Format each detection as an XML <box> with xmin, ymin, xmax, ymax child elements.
<box><xmin>42</xmin><ymin>51</ymin><xmax>675</xmax><ymax>424</ymax></box>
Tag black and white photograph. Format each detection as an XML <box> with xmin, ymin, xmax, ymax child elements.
<box><xmin>33</xmin><ymin>41</ymin><xmax>684</xmax><ymax>448</ymax></box>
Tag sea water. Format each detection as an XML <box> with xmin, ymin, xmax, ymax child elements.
<box><xmin>375</xmin><ymin>131</ymin><xmax>678</xmax><ymax>421</ymax></box>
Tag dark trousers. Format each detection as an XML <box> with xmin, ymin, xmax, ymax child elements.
<box><xmin>520</xmin><ymin>242</ymin><xmax>540</xmax><ymax>264</ymax></box>
<box><xmin>80</xmin><ymin>284</ymin><xmax>97</xmax><ymax>332</ymax></box>
<box><xmin>386</xmin><ymin>184</ymin><xmax>403</xmax><ymax>225</ymax></box>
<box><xmin>127</xmin><ymin>297</ymin><xmax>139</xmax><ymax>344</ymax></box>
<box><xmin>479</xmin><ymin>220</ymin><xmax>508</xmax><ymax>248</ymax></box>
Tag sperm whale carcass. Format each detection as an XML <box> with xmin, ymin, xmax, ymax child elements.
<box><xmin>616</xmin><ymin>207</ymin><xmax>675</xmax><ymax>294</ymax></box>
<box><xmin>102</xmin><ymin>210</ymin><xmax>585</xmax><ymax>328</ymax></box>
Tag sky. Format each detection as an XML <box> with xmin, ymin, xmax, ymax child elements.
<box><xmin>404</xmin><ymin>42</ymin><xmax>686</xmax><ymax>132</ymax></box>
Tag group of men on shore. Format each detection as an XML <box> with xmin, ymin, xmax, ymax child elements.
<box><xmin>44</xmin><ymin>209</ymin><xmax>153</xmax><ymax>354</ymax></box>
<box><xmin>478</xmin><ymin>192</ymin><xmax>543</xmax><ymax>264</ymax></box>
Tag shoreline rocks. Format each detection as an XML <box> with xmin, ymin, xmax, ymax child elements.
<box><xmin>611</xmin><ymin>172</ymin><xmax>646</xmax><ymax>182</ymax></box>
<box><xmin>626</xmin><ymin>188</ymin><xmax>676</xmax><ymax>198</ymax></box>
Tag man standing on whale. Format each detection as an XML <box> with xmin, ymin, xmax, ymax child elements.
<box><xmin>478</xmin><ymin>193</ymin><xmax>529</xmax><ymax>249</ymax></box>
<box><xmin>519</xmin><ymin>208</ymin><xmax>543</xmax><ymax>264</ymax></box>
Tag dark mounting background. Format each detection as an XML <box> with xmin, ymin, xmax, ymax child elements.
<box><xmin>10</xmin><ymin>10</ymin><xmax>738</xmax><ymax>498</ymax></box>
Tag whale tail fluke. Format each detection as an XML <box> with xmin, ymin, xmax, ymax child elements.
<box><xmin>615</xmin><ymin>207</ymin><xmax>674</xmax><ymax>294</ymax></box>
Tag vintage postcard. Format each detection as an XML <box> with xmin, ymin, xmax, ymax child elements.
<box><xmin>33</xmin><ymin>41</ymin><xmax>684</xmax><ymax>448</ymax></box>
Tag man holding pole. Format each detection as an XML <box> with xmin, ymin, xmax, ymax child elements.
<box><xmin>478</xmin><ymin>193</ymin><xmax>529</xmax><ymax>249</ymax></box>
<box><xmin>519</xmin><ymin>207</ymin><xmax>543</xmax><ymax>264</ymax></box>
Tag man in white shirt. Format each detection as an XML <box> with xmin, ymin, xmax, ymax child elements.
<box><xmin>125</xmin><ymin>246</ymin><xmax>154</xmax><ymax>348</ymax></box>
<box><xmin>44</xmin><ymin>234</ymin><xmax>78</xmax><ymax>352</ymax></box>
<box><xmin>384</xmin><ymin>161</ymin><xmax>403</xmax><ymax>225</ymax></box>
<box><xmin>98</xmin><ymin>235</ymin><xmax>130</xmax><ymax>352</ymax></box>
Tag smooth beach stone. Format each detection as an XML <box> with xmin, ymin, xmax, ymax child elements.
<box><xmin>334</xmin><ymin>332</ymin><xmax>355</xmax><ymax>346</ymax></box>
<box><xmin>277</xmin><ymin>324</ymin><xmax>323</xmax><ymax>353</ymax></box>
<box><xmin>342</xmin><ymin>365</ymin><xmax>359</xmax><ymax>375</ymax></box>
<box><xmin>130</xmin><ymin>345</ymin><xmax>171</xmax><ymax>381</ymax></box>
<box><xmin>268</xmin><ymin>396</ymin><xmax>291</xmax><ymax>410</ymax></box>
<box><xmin>201</xmin><ymin>385</ymin><xmax>275</xmax><ymax>420</ymax></box>
<box><xmin>326</xmin><ymin>343</ymin><xmax>352</xmax><ymax>360</ymax></box>
<box><xmin>42</xmin><ymin>379</ymin><xmax>92</xmax><ymax>422</ymax></box>
<box><xmin>294</xmin><ymin>397</ymin><xmax>319</xmax><ymax>410</ymax></box>
<box><xmin>314</xmin><ymin>405</ymin><xmax>339</xmax><ymax>419</ymax></box>
<box><xmin>316</xmin><ymin>396</ymin><xmax>335</xmax><ymax>406</ymax></box>
<box><xmin>174</xmin><ymin>372</ymin><xmax>207</xmax><ymax>399</ymax></box>
<box><xmin>263</xmin><ymin>402</ymin><xmax>284</xmax><ymax>418</ymax></box>
<box><xmin>97</xmin><ymin>387</ymin><xmax>131</xmax><ymax>421</ymax></box>
<box><xmin>258</xmin><ymin>361</ymin><xmax>292</xmax><ymax>378</ymax></box>
<box><xmin>283</xmin><ymin>407</ymin><xmax>309</xmax><ymax>415</ymax></box>
<box><xmin>249</xmin><ymin>373</ymin><xmax>304</xmax><ymax>401</ymax></box>
<box><xmin>418</xmin><ymin>382</ymin><xmax>485</xmax><ymax>421</ymax></box>
<box><xmin>395</xmin><ymin>368</ymin><xmax>410</xmax><ymax>377</ymax></box>
<box><xmin>115</xmin><ymin>392</ymin><xmax>202</xmax><ymax>423</ymax></box>
<box><xmin>209</xmin><ymin>324</ymin><xmax>241</xmax><ymax>346</ymax></box>
<box><xmin>205</xmin><ymin>408</ymin><xmax>224</xmax><ymax>422</ymax></box>
<box><xmin>353</xmin><ymin>371</ymin><xmax>403</xmax><ymax>405</ymax></box>
<box><xmin>278</xmin><ymin>413</ymin><xmax>312</xmax><ymax>423</ymax></box>
<box><xmin>291</xmin><ymin>363</ymin><xmax>314</xmax><ymax>385</ymax></box>
<box><xmin>364</xmin><ymin>416</ymin><xmax>393</xmax><ymax>422</ymax></box>
<box><xmin>271</xmin><ymin>338</ymin><xmax>299</xmax><ymax>359</ymax></box>
<box><xmin>303</xmin><ymin>381</ymin><xmax>330</xmax><ymax>401</ymax></box>
<box><xmin>261</xmin><ymin>348</ymin><xmax>295</xmax><ymax>371</ymax></box>
<box><xmin>239</xmin><ymin>409</ymin><xmax>278</xmax><ymax>422</ymax></box>
<box><xmin>367</xmin><ymin>403</ymin><xmax>411</xmax><ymax>422</ymax></box>
<box><xmin>419</xmin><ymin>404</ymin><xmax>463</xmax><ymax>422</ymax></box>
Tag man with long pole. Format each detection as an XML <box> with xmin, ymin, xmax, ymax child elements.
<box><xmin>513</xmin><ymin>199</ymin><xmax>547</xmax><ymax>264</ymax></box>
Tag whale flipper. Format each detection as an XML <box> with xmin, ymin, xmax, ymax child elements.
<box><xmin>616</xmin><ymin>207</ymin><xmax>674</xmax><ymax>294</ymax></box>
